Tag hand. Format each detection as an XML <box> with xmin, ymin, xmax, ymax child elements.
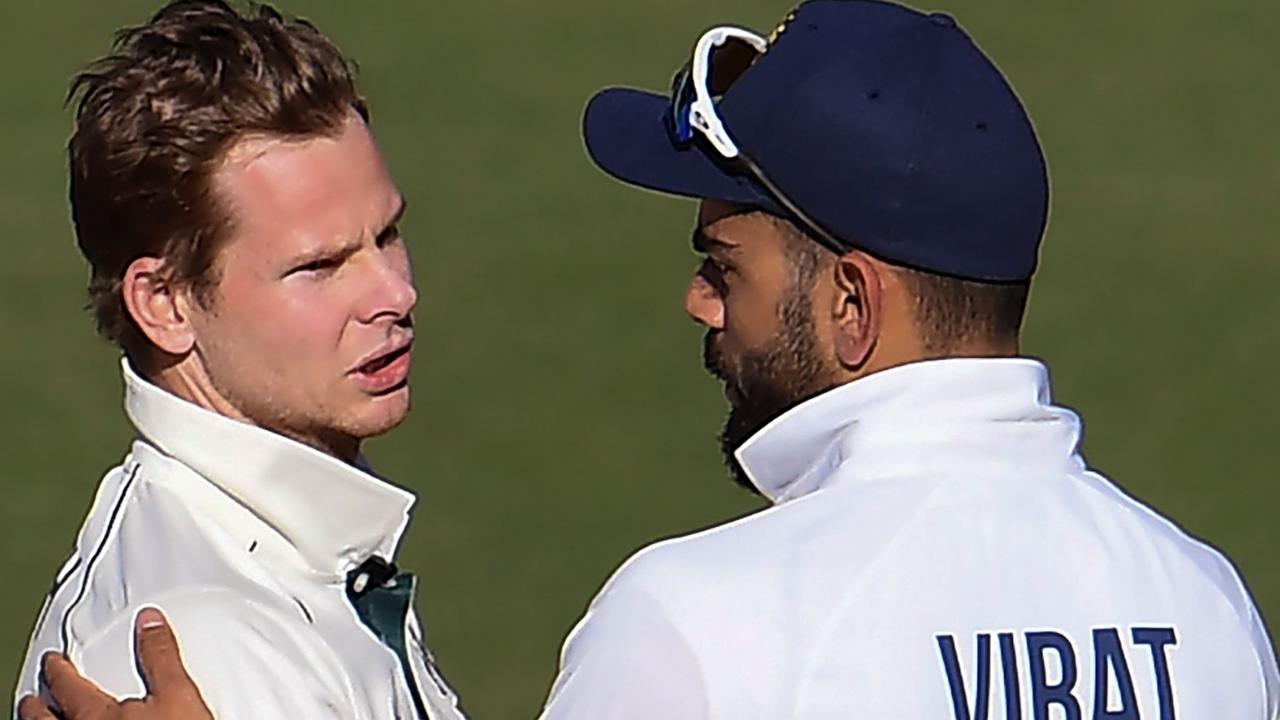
<box><xmin>17</xmin><ymin>607</ymin><xmax>214</xmax><ymax>720</ymax></box>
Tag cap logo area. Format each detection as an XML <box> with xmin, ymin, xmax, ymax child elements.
<box><xmin>766</xmin><ymin>6</ymin><xmax>800</xmax><ymax>47</ymax></box>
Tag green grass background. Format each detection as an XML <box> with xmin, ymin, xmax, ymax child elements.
<box><xmin>1</xmin><ymin>1</ymin><xmax>1276</xmax><ymax>717</ymax></box>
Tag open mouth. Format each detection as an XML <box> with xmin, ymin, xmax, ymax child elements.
<box><xmin>351</xmin><ymin>341</ymin><xmax>413</xmax><ymax>394</ymax></box>
<box><xmin>358</xmin><ymin>345</ymin><xmax>409</xmax><ymax>374</ymax></box>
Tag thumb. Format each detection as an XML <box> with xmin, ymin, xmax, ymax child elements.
<box><xmin>133</xmin><ymin>606</ymin><xmax>201</xmax><ymax>702</ymax></box>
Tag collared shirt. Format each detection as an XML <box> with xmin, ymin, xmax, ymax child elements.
<box><xmin>14</xmin><ymin>361</ymin><xmax>466</xmax><ymax>720</ymax></box>
<box><xmin>539</xmin><ymin>358</ymin><xmax>1280</xmax><ymax>719</ymax></box>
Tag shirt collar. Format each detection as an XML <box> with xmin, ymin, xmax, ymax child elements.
<box><xmin>735</xmin><ymin>357</ymin><xmax>1081</xmax><ymax>503</ymax></box>
<box><xmin>122</xmin><ymin>359</ymin><xmax>416</xmax><ymax>578</ymax></box>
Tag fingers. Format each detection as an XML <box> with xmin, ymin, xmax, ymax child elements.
<box><xmin>16</xmin><ymin>694</ymin><xmax>58</xmax><ymax>720</ymax></box>
<box><xmin>133</xmin><ymin>607</ymin><xmax>204</xmax><ymax>707</ymax></box>
<box><xmin>28</xmin><ymin>609</ymin><xmax>211</xmax><ymax>720</ymax></box>
<box><xmin>39</xmin><ymin>651</ymin><xmax>117</xmax><ymax>719</ymax></box>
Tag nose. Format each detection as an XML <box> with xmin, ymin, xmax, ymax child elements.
<box><xmin>684</xmin><ymin>274</ymin><xmax>724</xmax><ymax>329</ymax></box>
<box><xmin>359</xmin><ymin>252</ymin><xmax>418</xmax><ymax>324</ymax></box>
<box><xmin>384</xmin><ymin>267</ymin><xmax>418</xmax><ymax>320</ymax></box>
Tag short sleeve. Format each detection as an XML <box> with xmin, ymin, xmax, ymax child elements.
<box><xmin>538</xmin><ymin>580</ymin><xmax>710</xmax><ymax>720</ymax></box>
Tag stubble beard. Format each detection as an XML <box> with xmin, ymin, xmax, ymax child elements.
<box><xmin>704</xmin><ymin>286</ymin><xmax>837</xmax><ymax>494</ymax></box>
<box><xmin>198</xmin><ymin>352</ymin><xmax>392</xmax><ymax>462</ymax></box>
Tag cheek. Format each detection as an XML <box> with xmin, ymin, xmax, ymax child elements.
<box><xmin>205</xmin><ymin>280</ymin><xmax>353</xmax><ymax>368</ymax></box>
<box><xmin>271</xmin><ymin>292</ymin><xmax>350</xmax><ymax>343</ymax></box>
<box><xmin>722</xmin><ymin>284</ymin><xmax>782</xmax><ymax>348</ymax></box>
<box><xmin>804</xmin><ymin>279</ymin><xmax>840</xmax><ymax>350</ymax></box>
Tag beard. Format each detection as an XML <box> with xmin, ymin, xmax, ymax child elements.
<box><xmin>703</xmin><ymin>285</ymin><xmax>837</xmax><ymax>494</ymax></box>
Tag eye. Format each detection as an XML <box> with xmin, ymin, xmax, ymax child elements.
<box><xmin>696</xmin><ymin>256</ymin><xmax>730</xmax><ymax>296</ymax></box>
<box><xmin>376</xmin><ymin>223</ymin><xmax>402</xmax><ymax>248</ymax></box>
<box><xmin>288</xmin><ymin>256</ymin><xmax>341</xmax><ymax>277</ymax></box>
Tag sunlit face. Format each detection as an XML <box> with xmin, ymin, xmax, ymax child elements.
<box><xmin>687</xmin><ymin>201</ymin><xmax>797</xmax><ymax>395</ymax></box>
<box><xmin>686</xmin><ymin>200</ymin><xmax>839</xmax><ymax>490</ymax></box>
<box><xmin>187</xmin><ymin>113</ymin><xmax>416</xmax><ymax>457</ymax></box>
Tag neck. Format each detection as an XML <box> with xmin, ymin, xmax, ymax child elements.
<box><xmin>143</xmin><ymin>354</ymin><xmax>362</xmax><ymax>464</ymax></box>
<box><xmin>852</xmin><ymin>336</ymin><xmax>1021</xmax><ymax>385</ymax></box>
<box><xmin>929</xmin><ymin>335</ymin><xmax>1020</xmax><ymax>358</ymax></box>
<box><xmin>149</xmin><ymin>355</ymin><xmax>252</xmax><ymax>424</ymax></box>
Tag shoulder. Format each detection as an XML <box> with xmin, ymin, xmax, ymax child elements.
<box><xmin>1075</xmin><ymin>469</ymin><xmax>1264</xmax><ymax>602</ymax></box>
<box><xmin>587</xmin><ymin>494</ymin><xmax>840</xmax><ymax>626</ymax></box>
<box><xmin>149</xmin><ymin>587</ymin><xmax>333</xmax><ymax>652</ymax></box>
<box><xmin>603</xmin><ymin>486</ymin><xmax>862</xmax><ymax>591</ymax></box>
<box><xmin>76</xmin><ymin>590</ymin><xmax>352</xmax><ymax>718</ymax></box>
<box><xmin>1073</xmin><ymin>470</ymin><xmax>1280</xmax><ymax>704</ymax></box>
<box><xmin>61</xmin><ymin>453</ymin><xmax>301</xmax><ymax>646</ymax></box>
<box><xmin>597</xmin><ymin>508</ymin><xmax>778</xmax><ymax>598</ymax></box>
<box><xmin>566</xmin><ymin>511</ymin><xmax>775</xmax><ymax>646</ymax></box>
<box><xmin>545</xmin><ymin>550</ymin><xmax>712</xmax><ymax>720</ymax></box>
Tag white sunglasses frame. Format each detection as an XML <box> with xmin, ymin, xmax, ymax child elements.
<box><xmin>685</xmin><ymin>25</ymin><xmax>769</xmax><ymax>159</ymax></box>
<box><xmin>676</xmin><ymin>24</ymin><xmax>849</xmax><ymax>254</ymax></box>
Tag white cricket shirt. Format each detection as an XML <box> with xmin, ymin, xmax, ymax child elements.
<box><xmin>14</xmin><ymin>361</ymin><xmax>466</xmax><ymax>720</ymax></box>
<box><xmin>540</xmin><ymin>358</ymin><xmax>1279</xmax><ymax>719</ymax></box>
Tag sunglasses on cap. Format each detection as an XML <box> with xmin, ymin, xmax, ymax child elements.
<box><xmin>665</xmin><ymin>25</ymin><xmax>849</xmax><ymax>254</ymax></box>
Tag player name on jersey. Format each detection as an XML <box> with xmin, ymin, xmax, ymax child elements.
<box><xmin>937</xmin><ymin>626</ymin><xmax>1177</xmax><ymax>720</ymax></box>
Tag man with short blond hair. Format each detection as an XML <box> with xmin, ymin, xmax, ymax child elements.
<box><xmin>14</xmin><ymin>2</ymin><xmax>465</xmax><ymax>718</ymax></box>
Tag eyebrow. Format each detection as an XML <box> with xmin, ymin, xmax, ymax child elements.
<box><xmin>283</xmin><ymin>238</ymin><xmax>360</xmax><ymax>274</ymax></box>
<box><xmin>375</xmin><ymin>195</ymin><xmax>408</xmax><ymax>241</ymax></box>
<box><xmin>691</xmin><ymin>228</ymin><xmax>736</xmax><ymax>254</ymax></box>
<box><xmin>282</xmin><ymin>196</ymin><xmax>410</xmax><ymax>273</ymax></box>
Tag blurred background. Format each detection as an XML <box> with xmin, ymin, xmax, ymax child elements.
<box><xmin>0</xmin><ymin>0</ymin><xmax>1276</xmax><ymax>717</ymax></box>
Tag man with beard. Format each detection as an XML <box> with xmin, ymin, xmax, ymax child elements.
<box><xmin>16</xmin><ymin>1</ymin><xmax>1280</xmax><ymax>719</ymax></box>
<box><xmin>540</xmin><ymin>1</ymin><xmax>1278</xmax><ymax>717</ymax></box>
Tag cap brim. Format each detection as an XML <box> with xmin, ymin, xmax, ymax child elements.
<box><xmin>582</xmin><ymin>87</ymin><xmax>783</xmax><ymax>214</ymax></box>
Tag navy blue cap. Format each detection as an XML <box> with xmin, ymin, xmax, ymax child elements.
<box><xmin>583</xmin><ymin>0</ymin><xmax>1049</xmax><ymax>282</ymax></box>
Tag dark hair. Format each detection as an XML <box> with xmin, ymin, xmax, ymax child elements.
<box><xmin>772</xmin><ymin>216</ymin><xmax>1029</xmax><ymax>352</ymax></box>
<box><xmin>68</xmin><ymin>0</ymin><xmax>367</xmax><ymax>363</ymax></box>
<box><xmin>770</xmin><ymin>214</ymin><xmax>830</xmax><ymax>294</ymax></box>
<box><xmin>898</xmin><ymin>268</ymin><xmax>1030</xmax><ymax>353</ymax></box>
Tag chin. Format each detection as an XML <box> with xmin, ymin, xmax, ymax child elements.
<box><xmin>352</xmin><ymin>385</ymin><xmax>412</xmax><ymax>438</ymax></box>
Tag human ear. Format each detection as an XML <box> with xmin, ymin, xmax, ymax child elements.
<box><xmin>830</xmin><ymin>252</ymin><xmax>882</xmax><ymax>370</ymax></box>
<box><xmin>121</xmin><ymin>257</ymin><xmax>197</xmax><ymax>356</ymax></box>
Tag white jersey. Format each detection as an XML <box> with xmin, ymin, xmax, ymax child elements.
<box><xmin>540</xmin><ymin>358</ymin><xmax>1279</xmax><ymax>719</ymax></box>
<box><xmin>14</xmin><ymin>361</ymin><xmax>466</xmax><ymax>720</ymax></box>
